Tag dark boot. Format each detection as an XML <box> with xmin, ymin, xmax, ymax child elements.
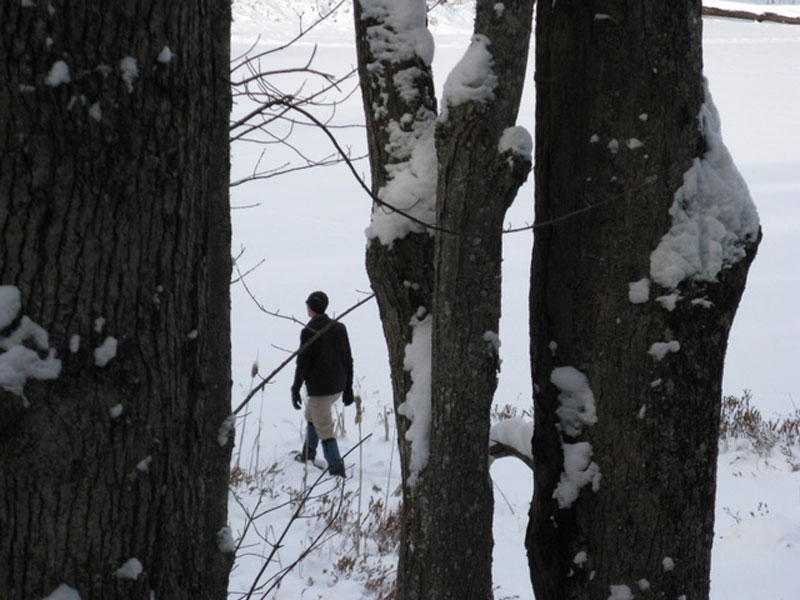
<box><xmin>322</xmin><ymin>438</ymin><xmax>345</xmax><ymax>477</ymax></box>
<box><xmin>294</xmin><ymin>422</ymin><xmax>319</xmax><ymax>462</ymax></box>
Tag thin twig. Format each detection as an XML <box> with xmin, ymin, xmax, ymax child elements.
<box><xmin>502</xmin><ymin>200</ymin><xmax>611</xmax><ymax>234</ymax></box>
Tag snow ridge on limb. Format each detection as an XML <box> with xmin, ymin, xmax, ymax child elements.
<box><xmin>359</xmin><ymin>0</ymin><xmax>438</xmax><ymax>246</ymax></box>
<box><xmin>649</xmin><ymin>78</ymin><xmax>759</xmax><ymax>291</ymax></box>
<box><xmin>489</xmin><ymin>417</ymin><xmax>533</xmax><ymax>469</ymax></box>
<box><xmin>440</xmin><ymin>34</ymin><xmax>497</xmax><ymax>122</ymax></box>
<box><xmin>397</xmin><ymin>312</ymin><xmax>432</xmax><ymax>487</ymax></box>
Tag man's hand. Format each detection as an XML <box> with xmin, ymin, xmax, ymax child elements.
<box><xmin>342</xmin><ymin>388</ymin><xmax>354</xmax><ymax>406</ymax></box>
<box><xmin>291</xmin><ymin>389</ymin><xmax>302</xmax><ymax>410</ymax></box>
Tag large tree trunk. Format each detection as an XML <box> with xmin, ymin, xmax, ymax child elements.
<box><xmin>0</xmin><ymin>2</ymin><xmax>232</xmax><ymax>598</ymax></box>
<box><xmin>527</xmin><ymin>2</ymin><xmax>760</xmax><ymax>600</ymax></box>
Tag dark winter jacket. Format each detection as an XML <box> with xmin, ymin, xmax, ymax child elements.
<box><xmin>291</xmin><ymin>314</ymin><xmax>353</xmax><ymax>397</ymax></box>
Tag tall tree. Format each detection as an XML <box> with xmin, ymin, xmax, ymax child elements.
<box><xmin>354</xmin><ymin>1</ymin><xmax>533</xmax><ymax>598</ymax></box>
<box><xmin>528</xmin><ymin>3</ymin><xmax>760</xmax><ymax>600</ymax></box>
<box><xmin>0</xmin><ymin>1</ymin><xmax>232</xmax><ymax>598</ymax></box>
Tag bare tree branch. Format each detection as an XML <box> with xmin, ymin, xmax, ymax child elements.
<box><xmin>489</xmin><ymin>441</ymin><xmax>534</xmax><ymax>471</ymax></box>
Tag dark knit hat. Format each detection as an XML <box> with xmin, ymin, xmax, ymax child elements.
<box><xmin>306</xmin><ymin>291</ymin><xmax>329</xmax><ymax>314</ymax></box>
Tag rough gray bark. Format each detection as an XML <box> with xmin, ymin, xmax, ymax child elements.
<box><xmin>354</xmin><ymin>1</ymin><xmax>534</xmax><ymax>598</ymax></box>
<box><xmin>422</xmin><ymin>2</ymin><xmax>533</xmax><ymax>599</ymax></box>
<box><xmin>352</xmin><ymin>3</ymin><xmax>437</xmax><ymax>595</ymax></box>
<box><xmin>527</xmin><ymin>2</ymin><xmax>760</xmax><ymax>600</ymax></box>
<box><xmin>0</xmin><ymin>1</ymin><xmax>232</xmax><ymax>598</ymax></box>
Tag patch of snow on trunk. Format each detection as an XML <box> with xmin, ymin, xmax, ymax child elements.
<box><xmin>43</xmin><ymin>584</ymin><xmax>81</xmax><ymax>600</ymax></box>
<box><xmin>359</xmin><ymin>0</ymin><xmax>434</xmax><ymax>66</ymax></box>
<box><xmin>551</xmin><ymin>366</ymin><xmax>601</xmax><ymax>508</ymax></box>
<box><xmin>114</xmin><ymin>557</ymin><xmax>143</xmax><ymax>580</ymax></box>
<box><xmin>45</xmin><ymin>61</ymin><xmax>70</xmax><ymax>86</ymax></box>
<box><xmin>553</xmin><ymin>441</ymin><xmax>601</xmax><ymax>509</ymax></box>
<box><xmin>628</xmin><ymin>278</ymin><xmax>650</xmax><ymax>304</ymax></box>
<box><xmin>0</xmin><ymin>287</ymin><xmax>62</xmax><ymax>397</ymax></box>
<box><xmin>650</xmin><ymin>79</ymin><xmax>759</xmax><ymax>290</ymax></box>
<box><xmin>397</xmin><ymin>313</ymin><xmax>431</xmax><ymax>486</ymax></box>
<box><xmin>365</xmin><ymin>113</ymin><xmax>437</xmax><ymax>245</ymax></box>
<box><xmin>94</xmin><ymin>336</ymin><xmax>118</xmax><ymax>367</ymax></box>
<box><xmin>551</xmin><ymin>366</ymin><xmax>597</xmax><ymax>436</ymax></box>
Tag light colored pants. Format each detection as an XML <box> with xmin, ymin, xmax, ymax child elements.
<box><xmin>304</xmin><ymin>393</ymin><xmax>340</xmax><ymax>440</ymax></box>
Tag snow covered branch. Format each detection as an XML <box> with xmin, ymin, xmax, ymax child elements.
<box><xmin>489</xmin><ymin>418</ymin><xmax>534</xmax><ymax>470</ymax></box>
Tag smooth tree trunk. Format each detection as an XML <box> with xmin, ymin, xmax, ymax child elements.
<box><xmin>527</xmin><ymin>2</ymin><xmax>760</xmax><ymax>600</ymax></box>
<box><xmin>354</xmin><ymin>1</ymin><xmax>534</xmax><ymax>598</ymax></box>
<box><xmin>0</xmin><ymin>1</ymin><xmax>232</xmax><ymax>598</ymax></box>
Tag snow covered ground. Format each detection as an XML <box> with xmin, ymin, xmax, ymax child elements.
<box><xmin>227</xmin><ymin>2</ymin><xmax>800</xmax><ymax>598</ymax></box>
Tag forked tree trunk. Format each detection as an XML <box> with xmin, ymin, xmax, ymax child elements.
<box><xmin>354</xmin><ymin>1</ymin><xmax>534</xmax><ymax>598</ymax></box>
<box><xmin>0</xmin><ymin>2</ymin><xmax>232</xmax><ymax>598</ymax></box>
<box><xmin>528</xmin><ymin>2</ymin><xmax>760</xmax><ymax>600</ymax></box>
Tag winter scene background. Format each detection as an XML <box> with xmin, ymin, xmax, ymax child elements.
<box><xmin>224</xmin><ymin>1</ymin><xmax>800</xmax><ymax>599</ymax></box>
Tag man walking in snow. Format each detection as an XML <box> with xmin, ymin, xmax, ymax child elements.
<box><xmin>291</xmin><ymin>291</ymin><xmax>354</xmax><ymax>477</ymax></box>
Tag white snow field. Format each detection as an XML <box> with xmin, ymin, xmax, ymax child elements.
<box><xmin>227</xmin><ymin>2</ymin><xmax>800</xmax><ymax>599</ymax></box>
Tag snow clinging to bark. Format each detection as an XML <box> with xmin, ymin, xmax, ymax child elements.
<box><xmin>88</xmin><ymin>102</ymin><xmax>102</xmax><ymax>121</ymax></box>
<box><xmin>0</xmin><ymin>286</ymin><xmax>21</xmax><ymax>330</ymax></box>
<box><xmin>551</xmin><ymin>366</ymin><xmax>601</xmax><ymax>508</ymax></box>
<box><xmin>43</xmin><ymin>584</ymin><xmax>81</xmax><ymax>600</ymax></box>
<box><xmin>628</xmin><ymin>278</ymin><xmax>650</xmax><ymax>304</ymax></box>
<box><xmin>157</xmin><ymin>45</ymin><xmax>173</xmax><ymax>64</ymax></box>
<box><xmin>648</xmin><ymin>340</ymin><xmax>680</xmax><ymax>361</ymax></box>
<box><xmin>114</xmin><ymin>557</ymin><xmax>143</xmax><ymax>580</ymax></box>
<box><xmin>656</xmin><ymin>292</ymin><xmax>680</xmax><ymax>311</ymax></box>
<box><xmin>217</xmin><ymin>525</ymin><xmax>236</xmax><ymax>553</ymax></box>
<box><xmin>0</xmin><ymin>285</ymin><xmax>62</xmax><ymax>398</ymax></box>
<box><xmin>94</xmin><ymin>336</ymin><xmax>118</xmax><ymax>367</ymax></box>
<box><xmin>359</xmin><ymin>0</ymin><xmax>434</xmax><ymax>66</ymax></box>
<box><xmin>119</xmin><ymin>57</ymin><xmax>138</xmax><ymax>93</ymax></box>
<box><xmin>45</xmin><ymin>60</ymin><xmax>70</xmax><ymax>87</ymax></box>
<box><xmin>440</xmin><ymin>34</ymin><xmax>497</xmax><ymax>122</ymax></box>
<box><xmin>360</xmin><ymin>0</ymin><xmax>439</xmax><ymax>247</ymax></box>
<box><xmin>551</xmin><ymin>366</ymin><xmax>597</xmax><ymax>437</ymax></box>
<box><xmin>397</xmin><ymin>313</ymin><xmax>431</xmax><ymax>487</ymax></box>
<box><xmin>608</xmin><ymin>584</ymin><xmax>634</xmax><ymax>600</ymax></box>
<box><xmin>483</xmin><ymin>330</ymin><xmax>501</xmax><ymax>352</ymax></box>
<box><xmin>218</xmin><ymin>415</ymin><xmax>236</xmax><ymax>447</ymax></box>
<box><xmin>365</xmin><ymin>112</ymin><xmax>437</xmax><ymax>246</ymax></box>
<box><xmin>553</xmin><ymin>441</ymin><xmax>601</xmax><ymax>509</ymax></box>
<box><xmin>649</xmin><ymin>79</ymin><xmax>759</xmax><ymax>290</ymax></box>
